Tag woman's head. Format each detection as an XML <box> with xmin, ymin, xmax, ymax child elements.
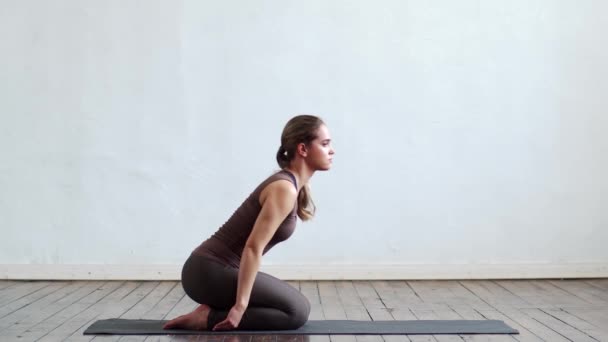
<box><xmin>276</xmin><ymin>115</ymin><xmax>333</xmax><ymax>170</ymax></box>
<box><xmin>276</xmin><ymin>114</ymin><xmax>334</xmax><ymax>221</ymax></box>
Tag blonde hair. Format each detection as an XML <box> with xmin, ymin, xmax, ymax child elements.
<box><xmin>275</xmin><ymin>115</ymin><xmax>325</xmax><ymax>221</ymax></box>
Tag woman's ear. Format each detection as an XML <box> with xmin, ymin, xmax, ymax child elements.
<box><xmin>296</xmin><ymin>142</ymin><xmax>308</xmax><ymax>157</ymax></box>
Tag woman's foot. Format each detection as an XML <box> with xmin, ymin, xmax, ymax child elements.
<box><xmin>163</xmin><ymin>304</ymin><xmax>211</xmax><ymax>330</ymax></box>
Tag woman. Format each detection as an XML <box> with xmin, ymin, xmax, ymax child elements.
<box><xmin>163</xmin><ymin>115</ymin><xmax>334</xmax><ymax>331</ymax></box>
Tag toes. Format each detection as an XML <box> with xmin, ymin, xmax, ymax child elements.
<box><xmin>164</xmin><ymin>321</ymin><xmax>177</xmax><ymax>329</ymax></box>
<box><xmin>163</xmin><ymin>317</ymin><xmax>182</xmax><ymax>329</ymax></box>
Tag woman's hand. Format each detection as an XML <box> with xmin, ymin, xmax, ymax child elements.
<box><xmin>212</xmin><ymin>305</ymin><xmax>246</xmax><ymax>331</ymax></box>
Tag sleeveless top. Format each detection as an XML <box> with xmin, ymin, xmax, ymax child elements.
<box><xmin>191</xmin><ymin>170</ymin><xmax>298</xmax><ymax>268</ymax></box>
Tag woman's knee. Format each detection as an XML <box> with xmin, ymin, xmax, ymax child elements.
<box><xmin>287</xmin><ymin>294</ymin><xmax>311</xmax><ymax>329</ymax></box>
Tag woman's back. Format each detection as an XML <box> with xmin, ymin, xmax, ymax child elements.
<box><xmin>192</xmin><ymin>169</ymin><xmax>298</xmax><ymax>267</ymax></box>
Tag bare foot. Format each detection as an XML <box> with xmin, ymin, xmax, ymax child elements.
<box><xmin>163</xmin><ymin>304</ymin><xmax>211</xmax><ymax>330</ymax></box>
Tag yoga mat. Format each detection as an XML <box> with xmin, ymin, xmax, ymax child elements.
<box><xmin>84</xmin><ymin>319</ymin><xmax>519</xmax><ymax>335</ymax></box>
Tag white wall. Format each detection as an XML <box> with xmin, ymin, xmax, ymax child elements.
<box><xmin>1</xmin><ymin>0</ymin><xmax>607</xmax><ymax>280</ymax></box>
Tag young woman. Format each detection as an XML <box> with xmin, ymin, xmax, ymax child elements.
<box><xmin>164</xmin><ymin>115</ymin><xmax>334</xmax><ymax>331</ymax></box>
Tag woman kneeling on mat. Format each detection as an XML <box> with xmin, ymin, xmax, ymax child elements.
<box><xmin>164</xmin><ymin>115</ymin><xmax>334</xmax><ymax>331</ymax></box>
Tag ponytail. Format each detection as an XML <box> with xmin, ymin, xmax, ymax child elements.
<box><xmin>276</xmin><ymin>145</ymin><xmax>289</xmax><ymax>169</ymax></box>
<box><xmin>297</xmin><ymin>184</ymin><xmax>315</xmax><ymax>221</ymax></box>
<box><xmin>276</xmin><ymin>114</ymin><xmax>324</xmax><ymax>221</ymax></box>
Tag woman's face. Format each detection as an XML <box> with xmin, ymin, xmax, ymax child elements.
<box><xmin>305</xmin><ymin>124</ymin><xmax>334</xmax><ymax>171</ymax></box>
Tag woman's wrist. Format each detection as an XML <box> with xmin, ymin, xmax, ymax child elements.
<box><xmin>234</xmin><ymin>301</ymin><xmax>248</xmax><ymax>312</ymax></box>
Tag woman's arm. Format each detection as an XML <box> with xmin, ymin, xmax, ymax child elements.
<box><xmin>212</xmin><ymin>180</ymin><xmax>297</xmax><ymax>330</ymax></box>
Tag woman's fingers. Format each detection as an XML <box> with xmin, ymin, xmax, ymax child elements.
<box><xmin>213</xmin><ymin>324</ymin><xmax>227</xmax><ymax>330</ymax></box>
<box><xmin>212</xmin><ymin>319</ymin><xmax>234</xmax><ymax>331</ymax></box>
<box><xmin>212</xmin><ymin>305</ymin><xmax>244</xmax><ymax>331</ymax></box>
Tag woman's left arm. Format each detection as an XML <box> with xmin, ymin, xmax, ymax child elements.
<box><xmin>212</xmin><ymin>180</ymin><xmax>297</xmax><ymax>330</ymax></box>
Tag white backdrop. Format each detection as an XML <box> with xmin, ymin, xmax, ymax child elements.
<box><xmin>1</xmin><ymin>0</ymin><xmax>607</xmax><ymax>279</ymax></box>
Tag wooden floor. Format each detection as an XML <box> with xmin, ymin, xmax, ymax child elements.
<box><xmin>1</xmin><ymin>279</ymin><xmax>607</xmax><ymax>342</ymax></box>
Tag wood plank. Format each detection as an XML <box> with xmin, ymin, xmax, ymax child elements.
<box><xmin>444</xmin><ymin>306</ymin><xmax>515</xmax><ymax>342</ymax></box>
<box><xmin>456</xmin><ymin>282</ymin><xmax>500</xmax><ymax>307</ymax></box>
<box><xmin>370</xmin><ymin>281</ymin><xmax>400</xmax><ymax>310</ymax></box>
<box><xmin>114</xmin><ymin>282</ymin><xmax>175</xmax><ymax>341</ymax></box>
<box><xmin>0</xmin><ymin>279</ymin><xmax>604</xmax><ymax>341</ymax></box>
<box><xmin>0</xmin><ymin>281</ymin><xmax>101</xmax><ymax>337</ymax></box>
<box><xmin>366</xmin><ymin>306</ymin><xmax>411</xmax><ymax>342</ymax></box>
<box><xmin>287</xmin><ymin>281</ymin><xmax>300</xmax><ymax>292</ymax></box>
<box><xmin>140</xmin><ymin>282</ymin><xmax>185</xmax><ymax>342</ymax></box>
<box><xmin>72</xmin><ymin>282</ymin><xmax>162</xmax><ymax>341</ymax></box>
<box><xmin>335</xmin><ymin>281</ymin><xmax>382</xmax><ymax>342</ymax></box>
<box><xmin>494</xmin><ymin>307</ymin><xmax>571</xmax><ymax>341</ymax></box>
<box><xmin>318</xmin><ymin>281</ymin><xmax>344</xmax><ymax>319</ymax></box>
<box><xmin>549</xmin><ymin>280</ymin><xmax>608</xmax><ymax>307</ymax></box>
<box><xmin>371</xmin><ymin>281</ymin><xmax>423</xmax><ymax>310</ymax></box>
<box><xmin>302</xmin><ymin>281</ymin><xmax>330</xmax><ymax>342</ymax></box>
<box><xmin>318</xmin><ymin>281</ymin><xmax>356</xmax><ymax>342</ymax></box>
<box><xmin>0</xmin><ymin>280</ymin><xmax>19</xmax><ymax>291</ymax></box>
<box><xmin>223</xmin><ymin>336</ymin><xmax>254</xmax><ymax>342</ymax></box>
<box><xmin>0</xmin><ymin>281</ymin><xmax>72</xmax><ymax>330</ymax></box>
<box><xmin>407</xmin><ymin>281</ymin><xmax>452</xmax><ymax>305</ymax></box>
<box><xmin>300</xmin><ymin>281</ymin><xmax>321</xmax><ymax>306</ymax></box>
<box><xmin>132</xmin><ymin>337</ymin><xmax>173</xmax><ymax>342</ymax></box>
<box><xmin>352</xmin><ymin>281</ymin><xmax>377</xmax><ymax>298</ymax></box>
<box><xmin>561</xmin><ymin>307</ymin><xmax>608</xmax><ymax>331</ymax></box>
<box><xmin>121</xmin><ymin>282</ymin><xmax>176</xmax><ymax>319</ymax></box>
<box><xmin>520</xmin><ymin>308</ymin><xmax>597</xmax><ymax>341</ymax></box>
<box><xmin>335</xmin><ymin>281</ymin><xmax>364</xmax><ymax>307</ymax></box>
<box><xmin>475</xmin><ymin>309</ymin><xmax>542</xmax><ymax>342</ymax></box>
<box><xmin>304</xmin><ymin>283</ymin><xmax>324</xmax><ymax>323</ymax></box>
<box><xmin>91</xmin><ymin>282</ymin><xmax>167</xmax><ymax>342</ymax></box>
<box><xmin>250</xmin><ymin>335</ymin><xmax>277</xmax><ymax>342</ymax></box>
<box><xmin>276</xmin><ymin>335</ymin><xmax>306</xmax><ymax>342</ymax></box>
<box><xmin>458</xmin><ymin>281</ymin><xmax>529</xmax><ymax>309</ymax></box>
<box><xmin>390</xmin><ymin>307</ymin><xmax>436</xmax><ymax>342</ymax></box>
<box><xmin>9</xmin><ymin>281</ymin><xmax>123</xmax><ymax>341</ymax></box>
<box><xmin>90</xmin><ymin>281</ymin><xmax>165</xmax><ymax>341</ymax></box>
<box><xmin>303</xmin><ymin>281</ymin><xmax>326</xmax><ymax>342</ymax></box>
<box><xmin>492</xmin><ymin>281</ymin><xmax>557</xmax><ymax>309</ymax></box>
<box><xmin>159</xmin><ymin>286</ymin><xmax>199</xmax><ymax>342</ymax></box>
<box><xmin>585</xmin><ymin>279</ymin><xmax>608</xmax><ymax>291</ymax></box>
<box><xmin>427</xmin><ymin>281</ymin><xmax>493</xmax><ymax>311</ymax></box>
<box><xmin>186</xmin><ymin>335</ymin><xmax>225</xmax><ymax>342</ymax></box>
<box><xmin>100</xmin><ymin>282</ymin><xmax>177</xmax><ymax>342</ymax></box>
<box><xmin>0</xmin><ymin>281</ymin><xmax>68</xmax><ymax>319</ymax></box>
<box><xmin>409</xmin><ymin>308</ymin><xmax>463</xmax><ymax>342</ymax></box>
<box><xmin>528</xmin><ymin>280</ymin><xmax>594</xmax><ymax>307</ymax></box>
<box><xmin>36</xmin><ymin>281</ymin><xmax>141</xmax><ymax>341</ymax></box>
<box><xmin>141</xmin><ymin>282</ymin><xmax>183</xmax><ymax>320</ymax></box>
<box><xmin>406</xmin><ymin>281</ymin><xmax>478</xmax><ymax>312</ymax></box>
<box><xmin>0</xmin><ymin>281</ymin><xmax>55</xmax><ymax>307</ymax></box>
<box><xmin>353</xmin><ymin>281</ymin><xmax>385</xmax><ymax>310</ymax></box>
<box><xmin>390</xmin><ymin>282</ymin><xmax>425</xmax><ymax>305</ymax></box>
<box><xmin>158</xmin><ymin>285</ymin><xmax>195</xmax><ymax>321</ymax></box>
<box><xmin>298</xmin><ymin>281</ymin><xmax>330</xmax><ymax>342</ymax></box>
<box><xmin>540</xmin><ymin>307</ymin><xmax>608</xmax><ymax>341</ymax></box>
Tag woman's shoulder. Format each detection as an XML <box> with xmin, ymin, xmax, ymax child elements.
<box><xmin>257</xmin><ymin>169</ymin><xmax>297</xmax><ymax>191</ymax></box>
<box><xmin>246</xmin><ymin>170</ymin><xmax>297</xmax><ymax>207</ymax></box>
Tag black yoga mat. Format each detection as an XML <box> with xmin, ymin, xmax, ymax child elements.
<box><xmin>83</xmin><ymin>319</ymin><xmax>518</xmax><ymax>335</ymax></box>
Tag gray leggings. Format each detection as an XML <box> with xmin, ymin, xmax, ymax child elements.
<box><xmin>181</xmin><ymin>254</ymin><xmax>311</xmax><ymax>330</ymax></box>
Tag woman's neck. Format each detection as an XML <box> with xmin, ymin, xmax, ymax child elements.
<box><xmin>284</xmin><ymin>163</ymin><xmax>313</xmax><ymax>192</ymax></box>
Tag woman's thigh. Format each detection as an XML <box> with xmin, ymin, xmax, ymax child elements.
<box><xmin>249</xmin><ymin>271</ymin><xmax>310</xmax><ymax>315</ymax></box>
<box><xmin>181</xmin><ymin>255</ymin><xmax>238</xmax><ymax>308</ymax></box>
<box><xmin>181</xmin><ymin>254</ymin><xmax>309</xmax><ymax>314</ymax></box>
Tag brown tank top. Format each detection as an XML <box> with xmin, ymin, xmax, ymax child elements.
<box><xmin>192</xmin><ymin>170</ymin><xmax>298</xmax><ymax>268</ymax></box>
